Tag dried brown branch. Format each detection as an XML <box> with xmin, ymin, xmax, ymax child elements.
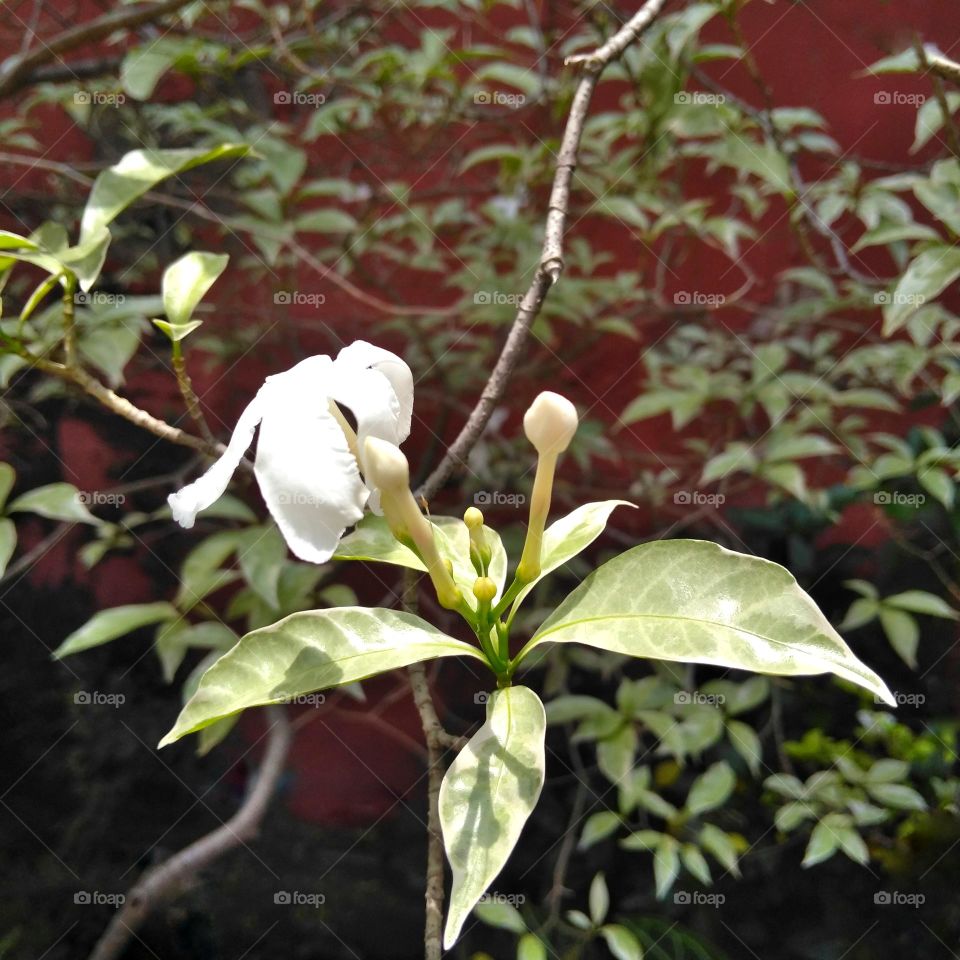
<box><xmin>87</xmin><ymin>707</ymin><xmax>292</xmax><ymax>960</ymax></box>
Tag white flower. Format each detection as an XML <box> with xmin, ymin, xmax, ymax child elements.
<box><xmin>168</xmin><ymin>340</ymin><xmax>413</xmax><ymax>563</ymax></box>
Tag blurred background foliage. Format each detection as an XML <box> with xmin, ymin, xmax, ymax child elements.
<box><xmin>1</xmin><ymin>0</ymin><xmax>959</xmax><ymax>957</ymax></box>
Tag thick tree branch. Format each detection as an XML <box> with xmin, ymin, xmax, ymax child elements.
<box><xmin>87</xmin><ymin>707</ymin><xmax>292</xmax><ymax>960</ymax></box>
<box><xmin>0</xmin><ymin>0</ymin><xmax>196</xmax><ymax>99</ymax></box>
<box><xmin>417</xmin><ymin>0</ymin><xmax>670</xmax><ymax>503</ymax></box>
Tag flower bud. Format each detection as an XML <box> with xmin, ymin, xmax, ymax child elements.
<box><xmin>363</xmin><ymin>436</ymin><xmax>410</xmax><ymax>492</ymax></box>
<box><xmin>472</xmin><ymin>577</ymin><xmax>497</xmax><ymax>603</ymax></box>
<box><xmin>523</xmin><ymin>392</ymin><xmax>578</xmax><ymax>457</ymax></box>
<box><xmin>463</xmin><ymin>506</ymin><xmax>484</xmax><ymax>529</ymax></box>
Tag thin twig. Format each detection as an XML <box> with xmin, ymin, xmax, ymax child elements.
<box><xmin>417</xmin><ymin>0</ymin><xmax>671</xmax><ymax>503</ymax></box>
<box><xmin>87</xmin><ymin>707</ymin><xmax>292</xmax><ymax>960</ymax></box>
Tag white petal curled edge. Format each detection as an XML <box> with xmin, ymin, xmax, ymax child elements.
<box><xmin>336</xmin><ymin>340</ymin><xmax>414</xmax><ymax>441</ymax></box>
<box><xmin>167</xmin><ymin>387</ymin><xmax>268</xmax><ymax>528</ymax></box>
<box><xmin>254</xmin><ymin>356</ymin><xmax>367</xmax><ymax>563</ymax></box>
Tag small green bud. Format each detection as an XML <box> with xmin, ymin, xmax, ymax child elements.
<box><xmin>472</xmin><ymin>577</ymin><xmax>497</xmax><ymax>603</ymax></box>
<box><xmin>464</xmin><ymin>506</ymin><xmax>484</xmax><ymax>529</ymax></box>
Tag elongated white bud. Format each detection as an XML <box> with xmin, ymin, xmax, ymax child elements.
<box><xmin>523</xmin><ymin>391</ymin><xmax>578</xmax><ymax>457</ymax></box>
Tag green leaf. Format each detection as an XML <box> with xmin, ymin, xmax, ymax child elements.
<box><xmin>518</xmin><ymin>540</ymin><xmax>894</xmax><ymax>705</ymax></box>
<box><xmin>802</xmin><ymin>816</ymin><xmax>842</xmax><ymax>867</ymax></box>
<box><xmin>698</xmin><ymin>823</ymin><xmax>740</xmax><ymax>877</ymax></box>
<box><xmin>160</xmin><ymin>608</ymin><xmax>484</xmax><ymax>746</ymax></box>
<box><xmin>121</xmin><ymin>37</ymin><xmax>184</xmax><ymax>100</ymax></box>
<box><xmin>155</xmin><ymin>620</ymin><xmax>237</xmax><ymax>684</ymax></box>
<box><xmin>878</xmin><ymin>607</ymin><xmax>919</xmax><ymax>669</ymax></box>
<box><xmin>654</xmin><ymin>835</ymin><xmax>681</xmax><ymax>899</ymax></box>
<box><xmin>440</xmin><ymin>686</ymin><xmax>546</xmax><ymax>949</ymax></box>
<box><xmin>8</xmin><ymin>483</ymin><xmax>99</xmax><ymax>524</ymax></box>
<box><xmin>918</xmin><ymin>466</ymin><xmax>954</xmax><ymax>509</ymax></box>
<box><xmin>884</xmin><ymin>246</ymin><xmax>960</xmax><ymax>335</ymax></box>
<box><xmin>335</xmin><ymin>515</ymin><xmax>426</xmax><ymax>570</ymax></box>
<box><xmin>0</xmin><ymin>463</ymin><xmax>15</xmax><ymax>509</ymax></box>
<box><xmin>600</xmin><ymin>924</ymin><xmax>644</xmax><ymax>960</ymax></box>
<box><xmin>80</xmin><ymin>144</ymin><xmax>249</xmax><ymax>242</ymax></box>
<box><xmin>866</xmin><ymin>782</ymin><xmax>927</xmax><ymax>811</ymax></box>
<box><xmin>473</xmin><ymin>899</ymin><xmax>527</xmax><ymax>933</ymax></box>
<box><xmin>295</xmin><ymin>209</ymin><xmax>358</xmax><ymax>233</ymax></box>
<box><xmin>680</xmin><ymin>843</ymin><xmax>712</xmax><ymax>885</ymax></box>
<box><xmin>54</xmin><ymin>602</ymin><xmax>179</xmax><ymax>658</ymax></box>
<box><xmin>517</xmin><ymin>934</ymin><xmax>547</xmax><ymax>960</ymax></box>
<box><xmin>590</xmin><ymin>872</ymin><xmax>610</xmax><ymax>925</ymax></box>
<box><xmin>0</xmin><ymin>518</ymin><xmax>16</xmax><ymax>578</ymax></box>
<box><xmin>236</xmin><ymin>524</ymin><xmax>287</xmax><ymax>609</ymax></box>
<box><xmin>687</xmin><ymin>761</ymin><xmax>736</xmax><ymax>816</ymax></box>
<box><xmin>580</xmin><ymin>811</ymin><xmax>622</xmax><ymax>850</ymax></box>
<box><xmin>161</xmin><ymin>251</ymin><xmax>229</xmax><ymax>330</ymax></box>
<box><xmin>510</xmin><ymin>500</ymin><xmax>634</xmax><ymax>615</ymax></box>
<box><xmin>727</xmin><ymin>719</ymin><xmax>762</xmax><ymax>776</ymax></box>
<box><xmin>884</xmin><ymin>590</ymin><xmax>958</xmax><ymax>619</ymax></box>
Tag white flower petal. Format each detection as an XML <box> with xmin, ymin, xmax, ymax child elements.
<box><xmin>254</xmin><ymin>363</ymin><xmax>367</xmax><ymax>563</ymax></box>
<box><xmin>335</xmin><ymin>340</ymin><xmax>414</xmax><ymax>441</ymax></box>
<box><xmin>167</xmin><ymin>389</ymin><xmax>267</xmax><ymax>528</ymax></box>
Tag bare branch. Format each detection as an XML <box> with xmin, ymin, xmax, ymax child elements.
<box><xmin>417</xmin><ymin>0</ymin><xmax>671</xmax><ymax>502</ymax></box>
<box><xmin>87</xmin><ymin>707</ymin><xmax>292</xmax><ymax>960</ymax></box>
